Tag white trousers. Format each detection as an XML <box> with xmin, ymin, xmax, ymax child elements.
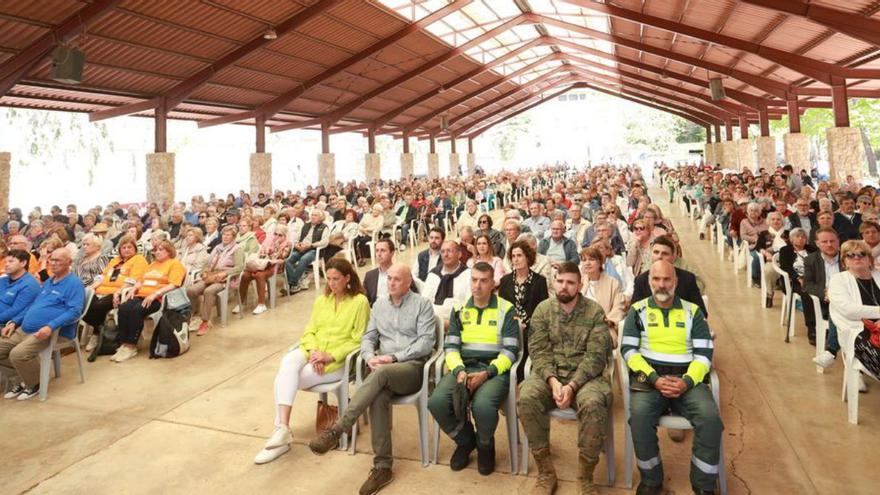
<box><xmin>273</xmin><ymin>348</ymin><xmax>344</xmax><ymax>426</ymax></box>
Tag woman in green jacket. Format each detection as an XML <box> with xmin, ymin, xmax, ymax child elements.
<box><xmin>254</xmin><ymin>257</ymin><xmax>370</xmax><ymax>465</ymax></box>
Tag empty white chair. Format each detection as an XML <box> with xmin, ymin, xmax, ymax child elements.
<box><xmin>350</xmin><ymin>318</ymin><xmax>444</xmax><ymax>466</ymax></box>
<box><xmin>809</xmin><ymin>294</ymin><xmax>830</xmax><ymax>374</ymax></box>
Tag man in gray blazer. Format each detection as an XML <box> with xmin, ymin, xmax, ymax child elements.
<box><xmin>802</xmin><ymin>227</ymin><xmax>841</xmax><ymax>361</ymax></box>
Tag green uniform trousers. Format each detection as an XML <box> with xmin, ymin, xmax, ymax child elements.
<box><xmin>428</xmin><ymin>363</ymin><xmax>509</xmax><ymax>449</ymax></box>
<box><xmin>517</xmin><ymin>375</ymin><xmax>612</xmax><ymax>463</ymax></box>
<box><xmin>337</xmin><ymin>361</ymin><xmax>423</xmax><ymax>469</ymax></box>
<box><xmin>629</xmin><ymin>383</ymin><xmax>723</xmax><ymax>491</ymax></box>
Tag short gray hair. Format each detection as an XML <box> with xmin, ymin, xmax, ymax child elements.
<box><xmin>789</xmin><ymin>228</ymin><xmax>807</xmax><ymax>240</ymax></box>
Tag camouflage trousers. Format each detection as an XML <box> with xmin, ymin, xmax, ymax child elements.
<box><xmin>517</xmin><ymin>375</ymin><xmax>612</xmax><ymax>463</ymax></box>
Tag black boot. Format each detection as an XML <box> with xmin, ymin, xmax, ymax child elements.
<box><xmin>765</xmin><ymin>296</ymin><xmax>773</xmax><ymax>308</ymax></box>
<box><xmin>807</xmin><ymin>326</ymin><xmax>816</xmax><ymax>346</ymax></box>
<box><xmin>636</xmin><ymin>482</ymin><xmax>664</xmax><ymax>495</ymax></box>
<box><xmin>476</xmin><ymin>442</ymin><xmax>495</xmax><ymax>476</ymax></box>
<box><xmin>693</xmin><ymin>487</ymin><xmax>717</xmax><ymax>495</ymax></box>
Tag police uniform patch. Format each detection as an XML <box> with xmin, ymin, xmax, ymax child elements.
<box><xmin>488</xmin><ymin>320</ymin><xmax>497</xmax><ymax>326</ymax></box>
<box><xmin>647</xmin><ymin>312</ymin><xmax>657</xmax><ymax>323</ymax></box>
<box><xmin>461</xmin><ymin>311</ymin><xmax>472</xmax><ymax>323</ymax></box>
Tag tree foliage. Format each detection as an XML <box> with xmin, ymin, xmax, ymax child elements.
<box><xmin>491</xmin><ymin>114</ymin><xmax>532</xmax><ymax>162</ymax></box>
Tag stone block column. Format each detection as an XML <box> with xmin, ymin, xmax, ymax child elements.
<box><xmin>0</xmin><ymin>152</ymin><xmax>10</xmax><ymax>224</ymax></box>
<box><xmin>719</xmin><ymin>142</ymin><xmax>736</xmax><ymax>170</ymax></box>
<box><xmin>427</xmin><ymin>153</ymin><xmax>439</xmax><ymax>179</ymax></box>
<box><xmin>734</xmin><ymin>139</ymin><xmax>754</xmax><ymax>171</ymax></box>
<box><xmin>146</xmin><ymin>152</ymin><xmax>175</xmax><ymax>207</ymax></box>
<box><xmin>783</xmin><ymin>133</ymin><xmax>810</xmax><ymax>173</ymax></box>
<box><xmin>449</xmin><ymin>153</ymin><xmax>460</xmax><ymax>177</ymax></box>
<box><xmin>827</xmin><ymin>127</ymin><xmax>867</xmax><ymax>183</ymax></box>
<box><xmin>249</xmin><ymin>153</ymin><xmax>272</xmax><ymax>196</ymax></box>
<box><xmin>466</xmin><ymin>153</ymin><xmax>476</xmax><ymax>176</ymax></box>
<box><xmin>704</xmin><ymin>143</ymin><xmax>714</xmax><ymax>166</ymax></box>
<box><xmin>318</xmin><ymin>153</ymin><xmax>335</xmax><ymax>188</ymax></box>
<box><xmin>400</xmin><ymin>153</ymin><xmax>414</xmax><ymax>179</ymax></box>
<box><xmin>756</xmin><ymin>136</ymin><xmax>776</xmax><ymax>170</ymax></box>
<box><xmin>364</xmin><ymin>153</ymin><xmax>381</xmax><ymax>184</ymax></box>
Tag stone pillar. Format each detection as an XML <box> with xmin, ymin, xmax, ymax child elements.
<box><xmin>146</xmin><ymin>152</ymin><xmax>175</xmax><ymax>206</ymax></box>
<box><xmin>783</xmin><ymin>133</ymin><xmax>810</xmax><ymax>173</ymax></box>
<box><xmin>427</xmin><ymin>153</ymin><xmax>439</xmax><ymax>179</ymax></box>
<box><xmin>704</xmin><ymin>143</ymin><xmax>714</xmax><ymax>166</ymax></box>
<box><xmin>0</xmin><ymin>152</ymin><xmax>10</xmax><ymax>225</ymax></box>
<box><xmin>364</xmin><ymin>153</ymin><xmax>381</xmax><ymax>184</ymax></box>
<box><xmin>449</xmin><ymin>153</ymin><xmax>460</xmax><ymax>177</ymax></box>
<box><xmin>318</xmin><ymin>153</ymin><xmax>335</xmax><ymax>188</ymax></box>
<box><xmin>249</xmin><ymin>153</ymin><xmax>272</xmax><ymax>196</ymax></box>
<box><xmin>466</xmin><ymin>153</ymin><xmax>476</xmax><ymax>176</ymax></box>
<box><xmin>756</xmin><ymin>136</ymin><xmax>776</xmax><ymax>170</ymax></box>
<box><xmin>734</xmin><ymin>139</ymin><xmax>754</xmax><ymax>171</ymax></box>
<box><xmin>400</xmin><ymin>153</ymin><xmax>414</xmax><ymax>179</ymax></box>
<box><xmin>827</xmin><ymin>127</ymin><xmax>867</xmax><ymax>183</ymax></box>
<box><xmin>719</xmin><ymin>141</ymin><xmax>737</xmax><ymax>170</ymax></box>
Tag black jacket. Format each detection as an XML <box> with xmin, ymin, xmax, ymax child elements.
<box><xmin>631</xmin><ymin>267</ymin><xmax>708</xmax><ymax>317</ymax></box>
<box><xmin>497</xmin><ymin>270</ymin><xmax>549</xmax><ymax>328</ymax></box>
<box><xmin>778</xmin><ymin>244</ymin><xmax>816</xmax><ymax>293</ymax></box>
<box><xmin>832</xmin><ymin>212</ymin><xmax>862</xmax><ymax>242</ymax></box>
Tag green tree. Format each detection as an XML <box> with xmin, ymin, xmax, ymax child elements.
<box><xmin>491</xmin><ymin>114</ymin><xmax>532</xmax><ymax>162</ymax></box>
<box><xmin>673</xmin><ymin>118</ymin><xmax>706</xmax><ymax>144</ymax></box>
<box><xmin>624</xmin><ymin>111</ymin><xmax>676</xmax><ymax>152</ymax></box>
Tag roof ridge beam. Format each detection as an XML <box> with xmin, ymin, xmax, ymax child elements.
<box><xmin>89</xmin><ymin>0</ymin><xmax>343</xmax><ymax>122</ymax></box>
<box><xmin>370</xmin><ymin>37</ymin><xmax>547</xmax><ymax>129</ymax></box>
<box><xmin>200</xmin><ymin>0</ymin><xmax>475</xmax><ymax>129</ymax></box>
<box><xmin>740</xmin><ymin>0</ymin><xmax>880</xmax><ymax>48</ymax></box>
<box><xmin>394</xmin><ymin>53</ymin><xmax>565</xmax><ymax>134</ymax></box>
<box><xmin>531</xmin><ymin>13</ymin><xmax>793</xmax><ymax>98</ymax></box>
<box><xmin>0</xmin><ymin>0</ymin><xmax>123</xmax><ymax>96</ymax></box>
<box><xmin>560</xmin><ymin>0</ymin><xmax>880</xmax><ymax>83</ymax></box>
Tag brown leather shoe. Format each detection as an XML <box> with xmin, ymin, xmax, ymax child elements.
<box><xmin>359</xmin><ymin>467</ymin><xmax>392</xmax><ymax>495</ymax></box>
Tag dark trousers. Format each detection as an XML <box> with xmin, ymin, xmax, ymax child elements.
<box><xmin>428</xmin><ymin>363</ymin><xmax>509</xmax><ymax>449</ymax></box>
<box><xmin>117</xmin><ymin>297</ymin><xmax>161</xmax><ymax>345</ymax></box>
<box><xmin>83</xmin><ymin>294</ymin><xmax>114</xmax><ymax>330</ymax></box>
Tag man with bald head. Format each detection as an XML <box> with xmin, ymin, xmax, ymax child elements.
<box><xmin>308</xmin><ymin>263</ymin><xmax>436</xmax><ymax>494</ymax></box>
<box><xmin>621</xmin><ymin>260</ymin><xmax>722</xmax><ymax>495</ymax></box>
<box><xmin>1</xmin><ymin>247</ymin><xmax>84</xmax><ymax>400</ymax></box>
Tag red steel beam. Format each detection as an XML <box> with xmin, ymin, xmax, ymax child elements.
<box><xmin>200</xmin><ymin>0</ymin><xmax>476</xmax><ymax>128</ymax></box>
<box><xmin>740</xmin><ymin>0</ymin><xmax>880</xmax><ymax>48</ymax></box>
<box><xmin>278</xmin><ymin>15</ymin><xmax>531</xmax><ymax>133</ymax></box>
<box><xmin>379</xmin><ymin>52</ymin><xmax>564</xmax><ymax>135</ymax></box>
<box><xmin>90</xmin><ymin>0</ymin><xmax>343</xmax><ymax>122</ymax></box>
<box><xmin>370</xmin><ymin>37</ymin><xmax>546</xmax><ymax>130</ymax></box>
<box><xmin>560</xmin><ymin>0</ymin><xmax>880</xmax><ymax>83</ymax></box>
<box><xmin>532</xmin><ymin>14</ymin><xmax>793</xmax><ymax>98</ymax></box>
<box><xmin>0</xmin><ymin>0</ymin><xmax>123</xmax><ymax>96</ymax></box>
<box><xmin>787</xmin><ymin>98</ymin><xmax>801</xmax><ymax>133</ymax></box>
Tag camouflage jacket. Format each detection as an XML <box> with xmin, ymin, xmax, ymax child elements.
<box><xmin>529</xmin><ymin>294</ymin><xmax>611</xmax><ymax>391</ymax></box>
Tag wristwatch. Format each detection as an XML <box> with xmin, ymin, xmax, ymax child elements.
<box><xmin>390</xmin><ymin>355</ymin><xmax>398</xmax><ymax>363</ymax></box>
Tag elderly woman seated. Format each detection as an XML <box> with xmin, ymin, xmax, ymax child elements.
<box><xmin>112</xmin><ymin>239</ymin><xmax>187</xmax><ymax>363</ymax></box>
<box><xmin>177</xmin><ymin>227</ymin><xmax>209</xmax><ymax>276</ymax></box>
<box><xmin>828</xmin><ymin>239</ymin><xmax>880</xmax><ymax>393</ymax></box>
<box><xmin>253</xmin><ymin>258</ymin><xmax>370</xmax><ymax>465</ymax></box>
<box><xmin>239</xmin><ymin>224</ymin><xmax>291</xmax><ymax>315</ymax></box>
<box><xmin>83</xmin><ymin>235</ymin><xmax>149</xmax><ymax>352</ymax></box>
<box><xmin>187</xmin><ymin>225</ymin><xmax>243</xmax><ymax>336</ymax></box>
<box><xmin>579</xmin><ymin>245</ymin><xmax>626</xmax><ymax>340</ymax></box>
<box><xmin>73</xmin><ymin>233</ymin><xmax>109</xmax><ymax>287</ymax></box>
<box><xmin>354</xmin><ymin>203</ymin><xmax>384</xmax><ymax>267</ymax></box>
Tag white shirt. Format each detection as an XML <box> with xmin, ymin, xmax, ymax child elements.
<box><xmin>823</xmin><ymin>253</ymin><xmax>840</xmax><ymax>286</ymax></box>
<box><xmin>376</xmin><ymin>265</ymin><xmax>390</xmax><ymax>301</ymax></box>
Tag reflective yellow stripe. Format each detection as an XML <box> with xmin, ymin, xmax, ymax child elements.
<box><xmin>445</xmin><ymin>350</ymin><xmax>463</xmax><ymax>371</ymax></box>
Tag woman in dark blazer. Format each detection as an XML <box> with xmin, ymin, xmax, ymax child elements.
<box><xmin>498</xmin><ymin>239</ymin><xmax>549</xmax><ymax>380</ymax></box>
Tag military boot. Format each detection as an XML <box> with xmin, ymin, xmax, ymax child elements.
<box><xmin>577</xmin><ymin>454</ymin><xmax>599</xmax><ymax>495</ymax></box>
<box><xmin>530</xmin><ymin>448</ymin><xmax>557</xmax><ymax>495</ymax></box>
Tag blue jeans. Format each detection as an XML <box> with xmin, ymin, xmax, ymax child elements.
<box><xmin>285</xmin><ymin>249</ymin><xmax>316</xmax><ymax>287</ymax></box>
<box><xmin>750</xmin><ymin>250</ymin><xmax>761</xmax><ymax>284</ymax></box>
<box><xmin>399</xmin><ymin>223</ymin><xmax>410</xmax><ymax>245</ymax></box>
<box><xmin>826</xmin><ymin>315</ymin><xmax>841</xmax><ymax>354</ymax></box>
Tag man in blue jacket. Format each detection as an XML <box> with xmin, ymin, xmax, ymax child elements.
<box><xmin>1</xmin><ymin>248</ymin><xmax>84</xmax><ymax>401</ymax></box>
<box><xmin>0</xmin><ymin>250</ymin><xmax>41</xmax><ymax>326</ymax></box>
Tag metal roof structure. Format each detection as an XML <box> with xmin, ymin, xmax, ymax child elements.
<box><xmin>2</xmin><ymin>0</ymin><xmax>880</xmax><ymax>150</ymax></box>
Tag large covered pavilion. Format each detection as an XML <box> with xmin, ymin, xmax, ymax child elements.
<box><xmin>2</xmin><ymin>0</ymin><xmax>880</xmax><ymax>215</ymax></box>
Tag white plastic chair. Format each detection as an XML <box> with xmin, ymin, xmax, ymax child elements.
<box><xmin>291</xmin><ymin>342</ymin><xmax>359</xmax><ymax>450</ymax></box>
<box><xmin>311</xmin><ymin>246</ymin><xmax>324</xmax><ymax>293</ymax></box>
<box><xmin>839</xmin><ymin>323</ymin><xmax>880</xmax><ymax>424</ymax></box>
<box><xmin>517</xmin><ymin>358</ymin><xmax>616</xmax><ymax>487</ymax></box>
<box><xmin>770</xmin><ymin>256</ymin><xmax>800</xmax><ymax>341</ymax></box>
<box><xmin>809</xmin><ymin>294</ymin><xmax>830</xmax><ymax>374</ymax></box>
<box><xmin>350</xmin><ymin>317</ymin><xmax>444</xmax><ymax>466</ymax></box>
<box><xmin>367</xmin><ymin>231</ymin><xmax>380</xmax><ymax>267</ymax></box>
<box><xmin>216</xmin><ymin>272</ymin><xmax>244</xmax><ymax>326</ymax></box>
<box><xmin>757</xmin><ymin>252</ymin><xmax>768</xmax><ymax>308</ymax></box>
<box><xmin>716</xmin><ymin>223</ymin><xmax>726</xmax><ymax>261</ymax></box>
<box><xmin>37</xmin><ymin>288</ymin><xmax>93</xmax><ymax>401</ymax></box>
<box><xmin>616</xmin><ymin>337</ymin><xmax>727</xmax><ymax>494</ymax></box>
<box><xmin>431</xmin><ymin>325</ymin><xmax>523</xmax><ymax>473</ymax></box>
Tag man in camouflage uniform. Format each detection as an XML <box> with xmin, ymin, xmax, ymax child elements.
<box><xmin>518</xmin><ymin>261</ymin><xmax>612</xmax><ymax>495</ymax></box>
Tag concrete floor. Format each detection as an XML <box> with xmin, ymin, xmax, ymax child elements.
<box><xmin>2</xmin><ymin>194</ymin><xmax>877</xmax><ymax>495</ymax></box>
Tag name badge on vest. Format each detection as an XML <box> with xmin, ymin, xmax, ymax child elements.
<box><xmin>488</xmin><ymin>320</ymin><xmax>497</xmax><ymax>326</ymax></box>
<box><xmin>675</xmin><ymin>321</ymin><xmax>686</xmax><ymax>328</ymax></box>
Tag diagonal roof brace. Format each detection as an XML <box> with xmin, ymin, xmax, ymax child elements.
<box><xmin>739</xmin><ymin>0</ymin><xmax>880</xmax><ymax>48</ymax></box>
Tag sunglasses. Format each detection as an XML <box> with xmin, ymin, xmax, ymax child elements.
<box><xmin>846</xmin><ymin>252</ymin><xmax>868</xmax><ymax>259</ymax></box>
<box><xmin>634</xmin><ymin>226</ymin><xmax>647</xmax><ymax>231</ymax></box>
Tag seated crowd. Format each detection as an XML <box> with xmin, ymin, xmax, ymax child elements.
<box><xmin>3</xmin><ymin>163</ymin><xmax>757</xmax><ymax>495</ymax></box>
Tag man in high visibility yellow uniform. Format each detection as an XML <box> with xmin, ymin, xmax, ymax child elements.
<box><xmin>622</xmin><ymin>260</ymin><xmax>723</xmax><ymax>495</ymax></box>
<box><xmin>428</xmin><ymin>261</ymin><xmax>519</xmax><ymax>476</ymax></box>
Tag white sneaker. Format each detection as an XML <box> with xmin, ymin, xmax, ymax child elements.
<box><xmin>252</xmin><ymin>304</ymin><xmax>268</xmax><ymax>315</ymax></box>
<box><xmin>254</xmin><ymin>426</ymin><xmax>292</xmax><ymax>465</ymax></box>
<box><xmin>111</xmin><ymin>346</ymin><xmax>138</xmax><ymax>363</ymax></box>
<box><xmin>859</xmin><ymin>374</ymin><xmax>868</xmax><ymax>393</ymax></box>
<box><xmin>85</xmin><ymin>335</ymin><xmax>99</xmax><ymax>352</ymax></box>
<box><xmin>4</xmin><ymin>382</ymin><xmax>26</xmax><ymax>399</ymax></box>
<box><xmin>813</xmin><ymin>350</ymin><xmax>836</xmax><ymax>368</ymax></box>
<box><xmin>190</xmin><ymin>316</ymin><xmax>203</xmax><ymax>330</ymax></box>
<box><xmin>399</xmin><ymin>244</ymin><xmax>407</xmax><ymax>252</ymax></box>
<box><xmin>231</xmin><ymin>304</ymin><xmax>241</xmax><ymax>315</ymax></box>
